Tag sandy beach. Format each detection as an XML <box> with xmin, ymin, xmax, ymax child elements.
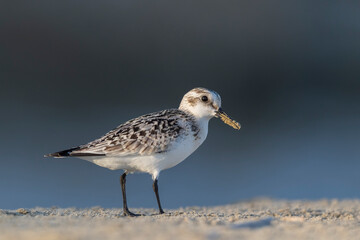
<box><xmin>1</xmin><ymin>198</ymin><xmax>360</xmax><ymax>240</ymax></box>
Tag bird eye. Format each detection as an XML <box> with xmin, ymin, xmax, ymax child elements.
<box><xmin>201</xmin><ymin>96</ymin><xmax>208</xmax><ymax>102</ymax></box>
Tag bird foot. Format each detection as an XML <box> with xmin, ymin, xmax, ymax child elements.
<box><xmin>122</xmin><ymin>209</ymin><xmax>142</xmax><ymax>217</ymax></box>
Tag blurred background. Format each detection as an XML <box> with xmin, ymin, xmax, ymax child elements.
<box><xmin>1</xmin><ymin>1</ymin><xmax>359</xmax><ymax>209</ymax></box>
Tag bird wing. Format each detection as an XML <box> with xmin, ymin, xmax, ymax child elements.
<box><xmin>67</xmin><ymin>109</ymin><xmax>194</xmax><ymax>157</ymax></box>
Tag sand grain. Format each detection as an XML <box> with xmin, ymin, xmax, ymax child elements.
<box><xmin>1</xmin><ymin>199</ymin><xmax>360</xmax><ymax>240</ymax></box>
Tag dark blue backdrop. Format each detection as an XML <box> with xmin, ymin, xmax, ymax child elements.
<box><xmin>1</xmin><ymin>0</ymin><xmax>359</xmax><ymax>209</ymax></box>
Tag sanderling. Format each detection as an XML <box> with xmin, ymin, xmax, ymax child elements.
<box><xmin>45</xmin><ymin>87</ymin><xmax>240</xmax><ymax>216</ymax></box>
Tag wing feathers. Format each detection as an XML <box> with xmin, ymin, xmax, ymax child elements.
<box><xmin>46</xmin><ymin>109</ymin><xmax>197</xmax><ymax>158</ymax></box>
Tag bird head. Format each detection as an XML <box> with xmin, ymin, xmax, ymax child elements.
<box><xmin>179</xmin><ymin>87</ymin><xmax>240</xmax><ymax>130</ymax></box>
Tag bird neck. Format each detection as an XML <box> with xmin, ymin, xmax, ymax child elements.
<box><xmin>178</xmin><ymin>107</ymin><xmax>210</xmax><ymax>144</ymax></box>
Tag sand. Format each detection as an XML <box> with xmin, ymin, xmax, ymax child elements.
<box><xmin>1</xmin><ymin>198</ymin><xmax>360</xmax><ymax>240</ymax></box>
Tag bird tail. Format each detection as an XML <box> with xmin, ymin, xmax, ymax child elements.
<box><xmin>44</xmin><ymin>147</ymin><xmax>106</xmax><ymax>158</ymax></box>
<box><xmin>44</xmin><ymin>147</ymin><xmax>80</xmax><ymax>158</ymax></box>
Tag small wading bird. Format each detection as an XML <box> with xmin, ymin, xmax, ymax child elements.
<box><xmin>45</xmin><ymin>87</ymin><xmax>240</xmax><ymax>216</ymax></box>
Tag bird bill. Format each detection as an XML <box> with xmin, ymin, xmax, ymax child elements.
<box><xmin>216</xmin><ymin>108</ymin><xmax>241</xmax><ymax>130</ymax></box>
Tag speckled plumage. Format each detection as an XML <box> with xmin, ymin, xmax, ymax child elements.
<box><xmin>73</xmin><ymin>109</ymin><xmax>199</xmax><ymax>156</ymax></box>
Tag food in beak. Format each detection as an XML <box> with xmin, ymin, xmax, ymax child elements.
<box><xmin>215</xmin><ymin>108</ymin><xmax>241</xmax><ymax>130</ymax></box>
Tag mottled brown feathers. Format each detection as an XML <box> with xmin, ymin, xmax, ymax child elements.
<box><xmin>70</xmin><ymin>109</ymin><xmax>198</xmax><ymax>156</ymax></box>
<box><xmin>191</xmin><ymin>88</ymin><xmax>209</xmax><ymax>95</ymax></box>
<box><xmin>186</xmin><ymin>96</ymin><xmax>197</xmax><ymax>106</ymax></box>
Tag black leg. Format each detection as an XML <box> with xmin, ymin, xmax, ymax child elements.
<box><xmin>120</xmin><ymin>173</ymin><xmax>140</xmax><ymax>217</ymax></box>
<box><xmin>153</xmin><ymin>179</ymin><xmax>165</xmax><ymax>214</ymax></box>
